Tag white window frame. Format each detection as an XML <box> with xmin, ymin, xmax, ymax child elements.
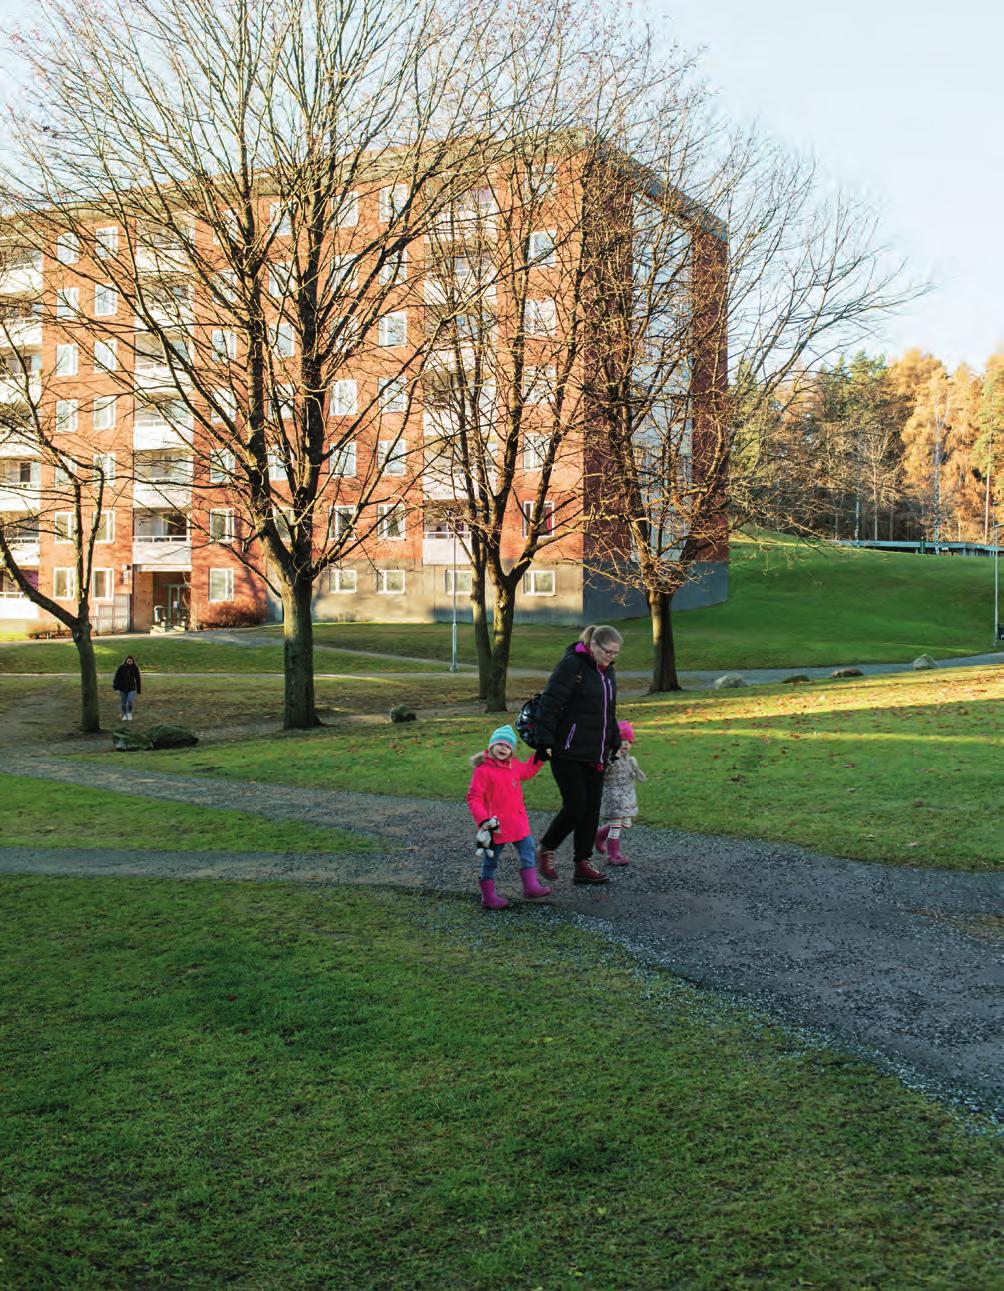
<box><xmin>209</xmin><ymin>449</ymin><xmax>236</xmax><ymax>483</ymax></box>
<box><xmin>269</xmin><ymin>202</ymin><xmax>292</xmax><ymax>236</ymax></box>
<box><xmin>53</xmin><ymin>568</ymin><xmax>77</xmax><ymax>600</ymax></box>
<box><xmin>273</xmin><ymin>320</ymin><xmax>295</xmax><ymax>358</ymax></box>
<box><xmin>525</xmin><ymin>298</ymin><xmax>557</xmax><ymax>337</ymax></box>
<box><xmin>268</xmin><ymin>451</ymin><xmax>285</xmax><ymax>482</ymax></box>
<box><xmin>378</xmin><ymin>377</ymin><xmax>407</xmax><ymax>413</ymax></box>
<box><xmin>211</xmin><ymin>329</ymin><xmax>237</xmax><ymax>362</ymax></box>
<box><xmin>330</xmin><ymin>442</ymin><xmax>357</xmax><ymax>477</ymax></box>
<box><xmin>211</xmin><ymin>388</ymin><xmax>237</xmax><ymax>424</ymax></box>
<box><xmin>94</xmin><ymin>283</ymin><xmax>117</xmax><ymax>317</ymax></box>
<box><xmin>330</xmin><ymin>379</ymin><xmax>358</xmax><ymax>417</ymax></box>
<box><xmin>94</xmin><ymin>511</ymin><xmax>115</xmax><ymax>543</ymax></box>
<box><xmin>377</xmin><ymin>311</ymin><xmax>407</xmax><ymax>347</ymax></box>
<box><xmin>55</xmin><ymin>343</ymin><xmax>78</xmax><ymax>377</ymax></box>
<box><xmin>91</xmin><ymin>568</ymin><xmax>114</xmax><ymax>600</ymax></box>
<box><xmin>337</xmin><ymin>192</ymin><xmax>359</xmax><ymax>228</ymax></box>
<box><xmin>53</xmin><ymin>512</ymin><xmax>75</xmax><ymax>543</ymax></box>
<box><xmin>55</xmin><ymin>400</ymin><xmax>78</xmax><ymax>433</ymax></box>
<box><xmin>379</xmin><ymin>184</ymin><xmax>409</xmax><ymax>223</ymax></box>
<box><xmin>378</xmin><ymin>438</ymin><xmax>406</xmax><ymax>477</ymax></box>
<box><xmin>375</xmin><ymin>568</ymin><xmax>405</xmax><ymax>594</ymax></box>
<box><xmin>445</xmin><ymin>567</ymin><xmax>473</xmax><ymax>596</ymax></box>
<box><xmin>208</xmin><ymin>568</ymin><xmax>235</xmax><ymax>602</ymax></box>
<box><xmin>377</xmin><ymin>503</ymin><xmax>405</xmax><ymax>541</ymax></box>
<box><xmin>528</xmin><ymin>229</ymin><xmax>557</xmax><ymax>267</ymax></box>
<box><xmin>268</xmin><ymin>261</ymin><xmax>291</xmax><ymax>298</ymax></box>
<box><xmin>328</xmin><ymin>567</ymin><xmax>357</xmax><ymax>593</ymax></box>
<box><xmin>524</xmin><ymin>364</ymin><xmax>556</xmax><ymax>404</ymax></box>
<box><xmin>92</xmin><ymin>395</ymin><xmax>116</xmax><ymax>431</ymax></box>
<box><xmin>379</xmin><ymin>247</ymin><xmax>407</xmax><ymax>285</ymax></box>
<box><xmin>331</xmin><ymin>506</ymin><xmax>356</xmax><ymax>540</ymax></box>
<box><xmin>93</xmin><ymin>452</ymin><xmax>116</xmax><ymax>483</ymax></box>
<box><xmin>521</xmin><ymin>499</ymin><xmax>554</xmax><ymax>536</ymax></box>
<box><xmin>56</xmin><ymin>232</ymin><xmax>80</xmax><ymax>265</ymax></box>
<box><xmin>94</xmin><ymin>339</ymin><xmax>118</xmax><ymax>372</ymax></box>
<box><xmin>209</xmin><ymin>508</ymin><xmax>235</xmax><ymax>543</ymax></box>
<box><xmin>523</xmin><ymin>568</ymin><xmax>556</xmax><ymax>596</ymax></box>
<box><xmin>94</xmin><ymin>226</ymin><xmax>118</xmax><ymax>259</ymax></box>
<box><xmin>55</xmin><ymin>287</ymin><xmax>79</xmax><ymax>319</ymax></box>
<box><xmin>523</xmin><ymin>433</ymin><xmax>548</xmax><ymax>471</ymax></box>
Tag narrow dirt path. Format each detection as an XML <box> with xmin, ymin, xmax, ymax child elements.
<box><xmin>3</xmin><ymin>753</ymin><xmax>1002</xmax><ymax>1115</ymax></box>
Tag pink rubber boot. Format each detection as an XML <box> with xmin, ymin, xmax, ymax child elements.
<box><xmin>595</xmin><ymin>825</ymin><xmax>611</xmax><ymax>855</ymax></box>
<box><xmin>520</xmin><ymin>867</ymin><xmax>551</xmax><ymax>899</ymax></box>
<box><xmin>479</xmin><ymin>879</ymin><xmax>509</xmax><ymax>909</ymax></box>
<box><xmin>606</xmin><ymin>835</ymin><xmax>628</xmax><ymax>866</ymax></box>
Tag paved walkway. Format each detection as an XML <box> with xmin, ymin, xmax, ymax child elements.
<box><xmin>3</xmin><ymin>753</ymin><xmax>1002</xmax><ymax>1115</ymax></box>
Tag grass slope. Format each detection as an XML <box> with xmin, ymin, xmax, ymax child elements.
<box><xmin>154</xmin><ymin>667</ymin><xmax>1004</xmax><ymax>870</ymax></box>
<box><xmin>0</xmin><ymin>774</ymin><xmax>375</xmax><ymax>854</ymax></box>
<box><xmin>2</xmin><ymin>878</ymin><xmax>1000</xmax><ymax>1289</ymax></box>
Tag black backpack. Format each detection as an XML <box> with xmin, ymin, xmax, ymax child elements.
<box><xmin>515</xmin><ymin>655</ymin><xmax>585</xmax><ymax>748</ymax></box>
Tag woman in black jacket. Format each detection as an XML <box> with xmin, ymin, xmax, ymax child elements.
<box><xmin>533</xmin><ymin>624</ymin><xmax>622</xmax><ymax>884</ymax></box>
<box><xmin>112</xmin><ymin>655</ymin><xmax>142</xmax><ymax>722</ymax></box>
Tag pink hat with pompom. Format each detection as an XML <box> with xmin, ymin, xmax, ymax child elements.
<box><xmin>618</xmin><ymin>720</ymin><xmax>635</xmax><ymax>744</ymax></box>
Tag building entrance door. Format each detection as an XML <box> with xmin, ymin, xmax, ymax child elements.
<box><xmin>166</xmin><ymin>583</ymin><xmax>191</xmax><ymax>628</ymax></box>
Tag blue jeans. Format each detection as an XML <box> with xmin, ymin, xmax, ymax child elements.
<box><xmin>118</xmin><ymin>688</ymin><xmax>136</xmax><ymax>716</ymax></box>
<box><xmin>481</xmin><ymin>834</ymin><xmax>537</xmax><ymax>881</ymax></box>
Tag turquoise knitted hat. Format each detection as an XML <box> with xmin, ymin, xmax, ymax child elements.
<box><xmin>487</xmin><ymin>724</ymin><xmax>517</xmax><ymax>750</ymax></box>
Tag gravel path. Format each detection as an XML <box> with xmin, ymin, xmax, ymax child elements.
<box><xmin>3</xmin><ymin>753</ymin><xmax>1002</xmax><ymax>1115</ymax></box>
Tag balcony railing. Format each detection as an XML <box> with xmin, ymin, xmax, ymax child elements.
<box><xmin>0</xmin><ymin>257</ymin><xmax>43</xmax><ymax>297</ymax></box>
<box><xmin>0</xmin><ymin>594</ymin><xmax>39</xmax><ymax>619</ymax></box>
<box><xmin>132</xmin><ymin>534</ymin><xmax>192</xmax><ymax>569</ymax></box>
<box><xmin>133</xmin><ymin>479</ymin><xmax>193</xmax><ymax>509</ymax></box>
<box><xmin>0</xmin><ymin>375</ymin><xmax>41</xmax><ymax>406</ymax></box>
<box><xmin>0</xmin><ymin>482</ymin><xmax>41</xmax><ymax>511</ymax></box>
<box><xmin>0</xmin><ymin>318</ymin><xmax>42</xmax><ymax>350</ymax></box>
<box><xmin>133</xmin><ymin>412</ymin><xmax>195</xmax><ymax>451</ymax></box>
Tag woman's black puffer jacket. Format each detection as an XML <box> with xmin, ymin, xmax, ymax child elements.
<box><xmin>534</xmin><ymin>643</ymin><xmax>620</xmax><ymax>766</ymax></box>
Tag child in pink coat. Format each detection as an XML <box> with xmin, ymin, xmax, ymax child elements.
<box><xmin>466</xmin><ymin>724</ymin><xmax>551</xmax><ymax>909</ymax></box>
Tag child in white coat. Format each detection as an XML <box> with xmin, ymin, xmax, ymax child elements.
<box><xmin>596</xmin><ymin>720</ymin><xmax>646</xmax><ymax>865</ymax></box>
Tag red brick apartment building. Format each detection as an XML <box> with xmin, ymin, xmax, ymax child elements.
<box><xmin>0</xmin><ymin>152</ymin><xmax>728</xmax><ymax>635</ymax></box>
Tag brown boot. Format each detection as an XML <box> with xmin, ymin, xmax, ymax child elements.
<box><xmin>536</xmin><ymin>844</ymin><xmax>558</xmax><ymax>881</ymax></box>
<box><xmin>573</xmin><ymin>857</ymin><xmax>609</xmax><ymax>884</ymax></box>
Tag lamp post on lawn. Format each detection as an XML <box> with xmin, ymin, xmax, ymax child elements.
<box><xmin>450</xmin><ymin>523</ymin><xmax>458</xmax><ymax>673</ymax></box>
<box><xmin>994</xmin><ymin>519</ymin><xmax>1001</xmax><ymax>645</ymax></box>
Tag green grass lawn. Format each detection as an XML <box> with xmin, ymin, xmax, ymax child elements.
<box><xmin>0</xmin><ymin>774</ymin><xmax>375</xmax><ymax>854</ymax></box>
<box><xmin>150</xmin><ymin>666</ymin><xmax>1004</xmax><ymax>870</ymax></box>
<box><xmin>2</xmin><ymin>877</ymin><xmax>1000</xmax><ymax>1289</ymax></box>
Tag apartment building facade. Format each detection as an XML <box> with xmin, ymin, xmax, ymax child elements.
<box><xmin>0</xmin><ymin>153</ymin><xmax>728</xmax><ymax>635</ymax></box>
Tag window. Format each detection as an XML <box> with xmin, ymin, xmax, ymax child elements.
<box><xmin>53</xmin><ymin>568</ymin><xmax>77</xmax><ymax>600</ymax></box>
<box><xmin>378</xmin><ymin>438</ymin><xmax>406</xmax><ymax>476</ymax></box>
<box><xmin>213</xmin><ymin>208</ymin><xmax>240</xmax><ymax>244</ymax></box>
<box><xmin>92</xmin><ymin>395</ymin><xmax>116</xmax><ymax>431</ymax></box>
<box><xmin>445</xmin><ymin>567</ymin><xmax>473</xmax><ymax>595</ymax></box>
<box><xmin>55</xmin><ymin>400</ymin><xmax>78</xmax><ymax>433</ymax></box>
<box><xmin>208</xmin><ymin>568</ymin><xmax>234</xmax><ymax>602</ymax></box>
<box><xmin>330</xmin><ymin>441</ymin><xmax>356</xmax><ymax>476</ymax></box>
<box><xmin>53</xmin><ymin>512</ymin><xmax>75</xmax><ymax>542</ymax></box>
<box><xmin>528</xmin><ymin>230</ymin><xmax>556</xmax><ymax>267</ymax></box>
<box><xmin>94</xmin><ymin>226</ymin><xmax>118</xmax><ymax>258</ymax></box>
<box><xmin>523</xmin><ymin>433</ymin><xmax>548</xmax><ymax>471</ymax></box>
<box><xmin>94</xmin><ymin>339</ymin><xmax>118</xmax><ymax>372</ymax></box>
<box><xmin>94</xmin><ymin>512</ymin><xmax>115</xmax><ymax>543</ymax></box>
<box><xmin>378</xmin><ymin>504</ymin><xmax>405</xmax><ymax>540</ymax></box>
<box><xmin>94</xmin><ymin>283</ymin><xmax>117</xmax><ymax>317</ymax></box>
<box><xmin>56</xmin><ymin>232</ymin><xmax>80</xmax><ymax>265</ymax></box>
<box><xmin>330</xmin><ymin>380</ymin><xmax>357</xmax><ymax>417</ymax></box>
<box><xmin>211</xmin><ymin>389</ymin><xmax>237</xmax><ymax>423</ymax></box>
<box><xmin>55</xmin><ymin>344</ymin><xmax>78</xmax><ymax>377</ymax></box>
<box><xmin>268</xmin><ymin>451</ymin><xmax>285</xmax><ymax>482</ymax></box>
<box><xmin>378</xmin><ymin>311</ymin><xmax>407</xmax><ymax>347</ymax></box>
<box><xmin>327</xmin><ymin>567</ymin><xmax>357</xmax><ymax>593</ymax></box>
<box><xmin>209</xmin><ymin>449</ymin><xmax>236</xmax><ymax>483</ymax></box>
<box><xmin>273</xmin><ymin>321</ymin><xmax>295</xmax><ymax>358</ymax></box>
<box><xmin>53</xmin><ymin>464</ymin><xmax>70</xmax><ymax>487</ymax></box>
<box><xmin>524</xmin><ymin>161</ymin><xmax>557</xmax><ymax>199</ymax></box>
<box><xmin>269</xmin><ymin>384</ymin><xmax>295</xmax><ymax>422</ymax></box>
<box><xmin>331</xmin><ymin>506</ymin><xmax>356</xmax><ymax>539</ymax></box>
<box><xmin>91</xmin><ymin>568</ymin><xmax>113</xmax><ymax>600</ymax></box>
<box><xmin>93</xmin><ymin>452</ymin><xmax>116</xmax><ymax>483</ymax></box>
<box><xmin>524</xmin><ymin>298</ymin><xmax>557</xmax><ymax>337</ymax></box>
<box><xmin>55</xmin><ymin>287</ymin><xmax>79</xmax><ymax>318</ymax></box>
<box><xmin>330</xmin><ymin>254</ymin><xmax>359</xmax><ymax>292</ymax></box>
<box><xmin>523</xmin><ymin>568</ymin><xmax>555</xmax><ymax>596</ymax></box>
<box><xmin>524</xmin><ymin>365</ymin><xmax>556</xmax><ymax>404</ymax></box>
<box><xmin>269</xmin><ymin>262</ymin><xmax>291</xmax><ymax>298</ymax></box>
<box><xmin>337</xmin><ymin>192</ymin><xmax>359</xmax><ymax>228</ymax></box>
<box><xmin>209</xmin><ymin>509</ymin><xmax>235</xmax><ymax>543</ymax></box>
<box><xmin>521</xmin><ymin>499</ymin><xmax>554</xmax><ymax>536</ymax></box>
<box><xmin>213</xmin><ymin>270</ymin><xmax>239</xmax><ymax>306</ymax></box>
<box><xmin>379</xmin><ymin>184</ymin><xmax>408</xmax><ymax>223</ymax></box>
<box><xmin>379</xmin><ymin>247</ymin><xmax>407</xmax><ymax>285</ymax></box>
<box><xmin>375</xmin><ymin>568</ymin><xmax>405</xmax><ymax>594</ymax></box>
<box><xmin>269</xmin><ymin>202</ymin><xmax>292</xmax><ymax>236</ymax></box>
<box><xmin>378</xmin><ymin>377</ymin><xmax>406</xmax><ymax>413</ymax></box>
<box><xmin>211</xmin><ymin>329</ymin><xmax>237</xmax><ymax>362</ymax></box>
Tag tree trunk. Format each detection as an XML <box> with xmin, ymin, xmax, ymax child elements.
<box><xmin>484</xmin><ymin>580</ymin><xmax>516</xmax><ymax>712</ymax></box>
<box><xmin>471</xmin><ymin>578</ymin><xmax>492</xmax><ymax>701</ymax></box>
<box><xmin>649</xmin><ymin>587</ymin><xmax>681</xmax><ymax>692</ymax></box>
<box><xmin>72</xmin><ymin>617</ymin><xmax>100</xmax><ymax>732</ymax></box>
<box><xmin>281</xmin><ymin>574</ymin><xmax>320</xmax><ymax>729</ymax></box>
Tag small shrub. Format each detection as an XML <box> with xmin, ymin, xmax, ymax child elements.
<box><xmin>713</xmin><ymin>672</ymin><xmax>747</xmax><ymax>689</ymax></box>
<box><xmin>389</xmin><ymin>703</ymin><xmax>417</xmax><ymax>723</ymax></box>
<box><xmin>913</xmin><ymin>653</ymin><xmax>938</xmax><ymax>671</ymax></box>
<box><xmin>831</xmin><ymin>667</ymin><xmax>864</xmax><ymax>678</ymax></box>
<box><xmin>196</xmin><ymin>596</ymin><xmax>264</xmax><ymax>630</ymax></box>
<box><xmin>28</xmin><ymin>624</ymin><xmax>71</xmax><ymax>640</ymax></box>
<box><xmin>146</xmin><ymin>723</ymin><xmax>199</xmax><ymax>748</ymax></box>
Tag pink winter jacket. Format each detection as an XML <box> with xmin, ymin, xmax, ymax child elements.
<box><xmin>466</xmin><ymin>752</ymin><xmax>543</xmax><ymax>843</ymax></box>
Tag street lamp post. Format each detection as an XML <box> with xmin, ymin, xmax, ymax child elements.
<box><xmin>994</xmin><ymin>519</ymin><xmax>1001</xmax><ymax>645</ymax></box>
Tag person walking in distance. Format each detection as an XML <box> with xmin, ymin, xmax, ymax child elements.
<box><xmin>532</xmin><ymin>625</ymin><xmax>623</xmax><ymax>884</ymax></box>
<box><xmin>112</xmin><ymin>655</ymin><xmax>141</xmax><ymax>722</ymax></box>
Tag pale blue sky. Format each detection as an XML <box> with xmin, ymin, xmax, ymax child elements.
<box><xmin>663</xmin><ymin>0</ymin><xmax>1004</xmax><ymax>370</ymax></box>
